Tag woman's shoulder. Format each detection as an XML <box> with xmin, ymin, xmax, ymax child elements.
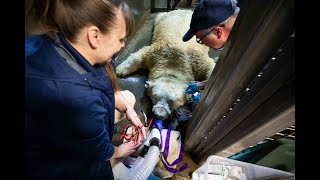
<box><xmin>25</xmin><ymin>34</ymin><xmax>49</xmax><ymax>58</ymax></box>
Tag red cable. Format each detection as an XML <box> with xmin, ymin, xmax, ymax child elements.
<box><xmin>119</xmin><ymin>117</ymin><xmax>154</xmax><ymax>142</ymax></box>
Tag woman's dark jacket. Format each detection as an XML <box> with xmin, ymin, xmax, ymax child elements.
<box><xmin>25</xmin><ymin>33</ymin><xmax>115</xmax><ymax>179</ymax></box>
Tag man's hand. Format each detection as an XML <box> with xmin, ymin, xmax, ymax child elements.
<box><xmin>185</xmin><ymin>82</ymin><xmax>199</xmax><ymax>94</ymax></box>
<box><xmin>192</xmin><ymin>92</ymin><xmax>201</xmax><ymax>103</ymax></box>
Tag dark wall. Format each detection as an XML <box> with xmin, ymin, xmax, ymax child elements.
<box><xmin>25</xmin><ymin>0</ymin><xmax>152</xmax><ymax>37</ymax></box>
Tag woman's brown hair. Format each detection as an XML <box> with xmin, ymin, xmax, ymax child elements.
<box><xmin>26</xmin><ymin>0</ymin><xmax>135</xmax><ymax>91</ymax></box>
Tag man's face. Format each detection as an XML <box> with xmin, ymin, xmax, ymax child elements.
<box><xmin>195</xmin><ymin>26</ymin><xmax>229</xmax><ymax>50</ymax></box>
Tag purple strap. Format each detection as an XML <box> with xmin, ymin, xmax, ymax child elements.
<box><xmin>161</xmin><ymin>160</ymin><xmax>189</xmax><ymax>173</ymax></box>
<box><xmin>161</xmin><ymin>123</ymin><xmax>188</xmax><ymax>173</ymax></box>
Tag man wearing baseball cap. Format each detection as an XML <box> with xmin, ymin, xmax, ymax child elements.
<box><xmin>173</xmin><ymin>0</ymin><xmax>241</xmax><ymax>140</ymax></box>
<box><xmin>183</xmin><ymin>0</ymin><xmax>240</xmax><ymax>50</ymax></box>
<box><xmin>183</xmin><ymin>0</ymin><xmax>240</xmax><ymax>100</ymax></box>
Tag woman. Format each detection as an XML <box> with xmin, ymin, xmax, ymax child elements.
<box><xmin>25</xmin><ymin>0</ymin><xmax>146</xmax><ymax>179</ymax></box>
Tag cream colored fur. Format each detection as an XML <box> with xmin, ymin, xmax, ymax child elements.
<box><xmin>153</xmin><ymin>129</ymin><xmax>182</xmax><ymax>179</ymax></box>
<box><xmin>116</xmin><ymin>10</ymin><xmax>215</xmax><ymax>119</ymax></box>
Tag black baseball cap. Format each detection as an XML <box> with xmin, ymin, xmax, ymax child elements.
<box><xmin>183</xmin><ymin>0</ymin><xmax>236</xmax><ymax>42</ymax></box>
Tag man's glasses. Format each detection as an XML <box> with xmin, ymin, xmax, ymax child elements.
<box><xmin>196</xmin><ymin>28</ymin><xmax>214</xmax><ymax>44</ymax></box>
<box><xmin>196</xmin><ymin>25</ymin><xmax>224</xmax><ymax>44</ymax></box>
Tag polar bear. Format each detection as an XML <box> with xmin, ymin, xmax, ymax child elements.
<box><xmin>116</xmin><ymin>10</ymin><xmax>215</xmax><ymax>120</ymax></box>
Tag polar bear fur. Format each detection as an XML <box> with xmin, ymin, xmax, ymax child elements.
<box><xmin>116</xmin><ymin>10</ymin><xmax>215</xmax><ymax>119</ymax></box>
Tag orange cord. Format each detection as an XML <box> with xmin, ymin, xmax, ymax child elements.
<box><xmin>145</xmin><ymin>117</ymin><xmax>154</xmax><ymax>132</ymax></box>
<box><xmin>120</xmin><ymin>117</ymin><xmax>154</xmax><ymax>142</ymax></box>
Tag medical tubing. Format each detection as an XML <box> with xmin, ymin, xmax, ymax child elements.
<box><xmin>150</xmin><ymin>128</ymin><xmax>161</xmax><ymax>145</ymax></box>
<box><xmin>123</xmin><ymin>145</ymin><xmax>160</xmax><ymax>180</ymax></box>
<box><xmin>122</xmin><ymin>128</ymin><xmax>161</xmax><ymax>180</ymax></box>
<box><xmin>124</xmin><ymin>145</ymin><xmax>149</xmax><ymax>175</ymax></box>
<box><xmin>139</xmin><ymin>145</ymin><xmax>149</xmax><ymax>157</ymax></box>
<box><xmin>125</xmin><ymin>156</ymin><xmax>145</xmax><ymax>175</ymax></box>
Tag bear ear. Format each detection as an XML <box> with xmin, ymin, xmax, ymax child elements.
<box><xmin>145</xmin><ymin>80</ymin><xmax>153</xmax><ymax>88</ymax></box>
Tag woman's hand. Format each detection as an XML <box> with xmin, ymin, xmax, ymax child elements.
<box><xmin>116</xmin><ymin>141</ymin><xmax>141</xmax><ymax>158</ymax></box>
<box><xmin>125</xmin><ymin>107</ymin><xmax>147</xmax><ymax>144</ymax></box>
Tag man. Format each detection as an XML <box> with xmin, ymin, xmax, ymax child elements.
<box><xmin>183</xmin><ymin>0</ymin><xmax>240</xmax><ymax>94</ymax></box>
<box><xmin>172</xmin><ymin>0</ymin><xmax>241</xmax><ymax>139</ymax></box>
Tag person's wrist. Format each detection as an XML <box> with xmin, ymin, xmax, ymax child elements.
<box><xmin>112</xmin><ymin>146</ymin><xmax>119</xmax><ymax>159</ymax></box>
<box><xmin>125</xmin><ymin>106</ymin><xmax>133</xmax><ymax>113</ymax></box>
<box><xmin>197</xmin><ymin>81</ymin><xmax>206</xmax><ymax>90</ymax></box>
<box><xmin>196</xmin><ymin>82</ymin><xmax>202</xmax><ymax>89</ymax></box>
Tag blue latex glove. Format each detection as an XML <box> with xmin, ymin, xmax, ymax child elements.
<box><xmin>192</xmin><ymin>92</ymin><xmax>201</xmax><ymax>103</ymax></box>
<box><xmin>185</xmin><ymin>82</ymin><xmax>199</xmax><ymax>94</ymax></box>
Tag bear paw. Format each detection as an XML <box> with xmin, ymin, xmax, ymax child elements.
<box><xmin>116</xmin><ymin>63</ymin><xmax>130</xmax><ymax>76</ymax></box>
